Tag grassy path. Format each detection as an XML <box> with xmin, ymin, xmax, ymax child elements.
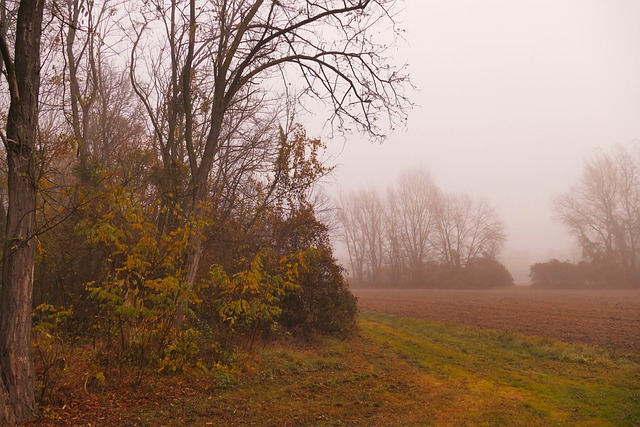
<box><xmin>361</xmin><ymin>312</ymin><xmax>640</xmax><ymax>426</ymax></box>
<box><xmin>34</xmin><ymin>313</ymin><xmax>640</xmax><ymax>426</ymax></box>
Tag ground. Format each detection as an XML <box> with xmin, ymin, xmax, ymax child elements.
<box><xmin>353</xmin><ymin>287</ymin><xmax>640</xmax><ymax>354</ymax></box>
<box><xmin>27</xmin><ymin>287</ymin><xmax>640</xmax><ymax>425</ymax></box>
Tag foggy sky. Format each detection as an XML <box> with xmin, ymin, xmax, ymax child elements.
<box><xmin>324</xmin><ymin>0</ymin><xmax>640</xmax><ymax>283</ymax></box>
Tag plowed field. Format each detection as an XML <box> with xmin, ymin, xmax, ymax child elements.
<box><xmin>353</xmin><ymin>288</ymin><xmax>640</xmax><ymax>354</ymax></box>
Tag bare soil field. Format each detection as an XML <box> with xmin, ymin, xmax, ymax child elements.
<box><xmin>353</xmin><ymin>287</ymin><xmax>640</xmax><ymax>354</ymax></box>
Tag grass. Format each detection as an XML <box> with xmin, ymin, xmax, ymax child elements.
<box><xmin>361</xmin><ymin>313</ymin><xmax>640</xmax><ymax>426</ymax></box>
<box><xmin>34</xmin><ymin>313</ymin><xmax>640</xmax><ymax>426</ymax></box>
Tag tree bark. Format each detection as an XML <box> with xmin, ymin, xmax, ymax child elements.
<box><xmin>0</xmin><ymin>0</ymin><xmax>45</xmax><ymax>424</ymax></box>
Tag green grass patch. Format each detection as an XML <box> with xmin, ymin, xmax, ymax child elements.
<box><xmin>362</xmin><ymin>312</ymin><xmax>640</xmax><ymax>426</ymax></box>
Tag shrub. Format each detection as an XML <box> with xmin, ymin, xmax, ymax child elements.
<box><xmin>281</xmin><ymin>248</ymin><xmax>358</xmax><ymax>338</ymax></box>
<box><xmin>208</xmin><ymin>248</ymin><xmax>300</xmax><ymax>350</ymax></box>
<box><xmin>464</xmin><ymin>257</ymin><xmax>515</xmax><ymax>289</ymax></box>
<box><xmin>77</xmin><ymin>185</ymin><xmax>206</xmax><ymax>382</ymax></box>
<box><xmin>421</xmin><ymin>258</ymin><xmax>514</xmax><ymax>289</ymax></box>
<box><xmin>530</xmin><ymin>259</ymin><xmax>640</xmax><ymax>288</ymax></box>
<box><xmin>32</xmin><ymin>304</ymin><xmax>73</xmax><ymax>401</ymax></box>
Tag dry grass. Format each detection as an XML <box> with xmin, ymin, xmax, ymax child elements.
<box><xmin>30</xmin><ymin>313</ymin><xmax>640</xmax><ymax>426</ymax></box>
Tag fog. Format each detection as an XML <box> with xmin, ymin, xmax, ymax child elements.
<box><xmin>323</xmin><ymin>0</ymin><xmax>640</xmax><ymax>283</ymax></box>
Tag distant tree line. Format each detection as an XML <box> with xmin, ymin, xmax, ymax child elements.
<box><xmin>529</xmin><ymin>259</ymin><xmax>639</xmax><ymax>289</ymax></box>
<box><xmin>533</xmin><ymin>143</ymin><xmax>640</xmax><ymax>289</ymax></box>
<box><xmin>337</xmin><ymin>167</ymin><xmax>514</xmax><ymax>289</ymax></box>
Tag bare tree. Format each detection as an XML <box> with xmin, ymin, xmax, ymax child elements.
<box><xmin>355</xmin><ymin>187</ymin><xmax>385</xmax><ymax>284</ymax></box>
<box><xmin>388</xmin><ymin>166</ymin><xmax>439</xmax><ymax>284</ymax></box>
<box><xmin>338</xmin><ymin>186</ymin><xmax>387</xmax><ymax>286</ymax></box>
<box><xmin>555</xmin><ymin>144</ymin><xmax>640</xmax><ymax>272</ymax></box>
<box><xmin>367</xmin><ymin>188</ymin><xmax>385</xmax><ymax>283</ymax></box>
<box><xmin>60</xmin><ymin>0</ymin><xmax>100</xmax><ymax>184</ymax></box>
<box><xmin>52</xmin><ymin>0</ymin><xmax>141</xmax><ymax>186</ymax></box>
<box><xmin>434</xmin><ymin>193</ymin><xmax>506</xmax><ymax>270</ymax></box>
<box><xmin>127</xmin><ymin>0</ymin><xmax>411</xmax><ymax>305</ymax></box>
<box><xmin>337</xmin><ymin>189</ymin><xmax>374</xmax><ymax>286</ymax></box>
<box><xmin>383</xmin><ymin>185</ymin><xmax>404</xmax><ymax>282</ymax></box>
<box><xmin>0</xmin><ymin>0</ymin><xmax>45</xmax><ymax>423</ymax></box>
<box><xmin>337</xmin><ymin>166</ymin><xmax>508</xmax><ymax>288</ymax></box>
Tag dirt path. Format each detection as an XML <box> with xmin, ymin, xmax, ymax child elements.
<box><xmin>353</xmin><ymin>288</ymin><xmax>640</xmax><ymax>354</ymax></box>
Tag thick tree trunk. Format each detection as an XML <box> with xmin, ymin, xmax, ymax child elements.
<box><xmin>0</xmin><ymin>381</ymin><xmax>15</xmax><ymax>426</ymax></box>
<box><xmin>0</xmin><ymin>0</ymin><xmax>45</xmax><ymax>424</ymax></box>
<box><xmin>0</xmin><ymin>152</ymin><xmax>37</xmax><ymax>424</ymax></box>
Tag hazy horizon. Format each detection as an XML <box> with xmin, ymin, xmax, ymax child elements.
<box><xmin>321</xmin><ymin>0</ymin><xmax>640</xmax><ymax>283</ymax></box>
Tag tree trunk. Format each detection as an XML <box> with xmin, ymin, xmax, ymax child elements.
<box><xmin>0</xmin><ymin>0</ymin><xmax>45</xmax><ymax>424</ymax></box>
<box><xmin>175</xmin><ymin>109</ymin><xmax>223</xmax><ymax>326</ymax></box>
<box><xmin>0</xmin><ymin>151</ymin><xmax>37</xmax><ymax>425</ymax></box>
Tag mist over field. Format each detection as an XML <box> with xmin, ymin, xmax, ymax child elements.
<box><xmin>326</xmin><ymin>1</ymin><xmax>640</xmax><ymax>285</ymax></box>
<box><xmin>2</xmin><ymin>0</ymin><xmax>640</xmax><ymax>424</ymax></box>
